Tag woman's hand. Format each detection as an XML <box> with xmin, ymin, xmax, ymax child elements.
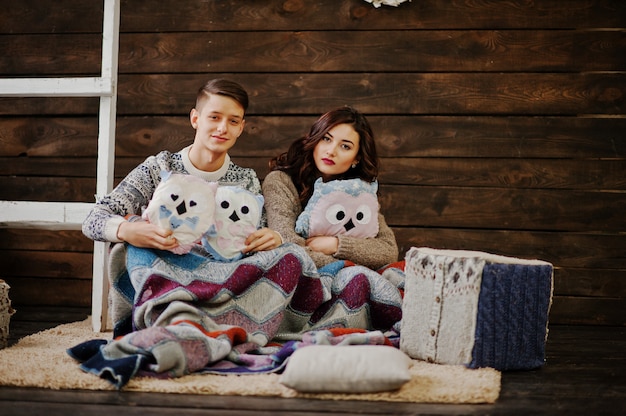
<box><xmin>305</xmin><ymin>236</ymin><xmax>338</xmax><ymax>255</ymax></box>
<box><xmin>116</xmin><ymin>219</ymin><xmax>179</xmax><ymax>251</ymax></box>
<box><xmin>243</xmin><ymin>227</ymin><xmax>282</xmax><ymax>253</ymax></box>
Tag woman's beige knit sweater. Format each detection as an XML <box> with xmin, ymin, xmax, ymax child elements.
<box><xmin>262</xmin><ymin>171</ymin><xmax>399</xmax><ymax>270</ymax></box>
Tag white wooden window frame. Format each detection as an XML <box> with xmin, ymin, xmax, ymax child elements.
<box><xmin>0</xmin><ymin>0</ymin><xmax>120</xmax><ymax>332</ymax></box>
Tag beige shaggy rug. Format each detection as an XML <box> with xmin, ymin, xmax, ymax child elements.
<box><xmin>0</xmin><ymin>318</ymin><xmax>500</xmax><ymax>404</ymax></box>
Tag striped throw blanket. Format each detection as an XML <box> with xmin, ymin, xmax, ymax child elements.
<box><xmin>68</xmin><ymin>243</ymin><xmax>403</xmax><ymax>388</ymax></box>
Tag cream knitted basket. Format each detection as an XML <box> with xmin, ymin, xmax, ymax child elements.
<box><xmin>400</xmin><ymin>247</ymin><xmax>553</xmax><ymax>370</ymax></box>
<box><xmin>0</xmin><ymin>279</ymin><xmax>15</xmax><ymax>349</ymax></box>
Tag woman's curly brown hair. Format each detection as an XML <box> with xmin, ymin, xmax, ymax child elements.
<box><xmin>269</xmin><ymin>106</ymin><xmax>379</xmax><ymax>205</ymax></box>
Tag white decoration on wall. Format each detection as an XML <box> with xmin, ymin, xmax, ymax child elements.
<box><xmin>364</xmin><ymin>0</ymin><xmax>411</xmax><ymax>8</ymax></box>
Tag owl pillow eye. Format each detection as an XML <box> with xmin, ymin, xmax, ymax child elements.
<box><xmin>186</xmin><ymin>191</ymin><xmax>211</xmax><ymax>214</ymax></box>
<box><xmin>355</xmin><ymin>204</ymin><xmax>373</xmax><ymax>225</ymax></box>
<box><xmin>295</xmin><ymin>178</ymin><xmax>379</xmax><ymax>239</ymax></box>
<box><xmin>325</xmin><ymin>204</ymin><xmax>347</xmax><ymax>225</ymax></box>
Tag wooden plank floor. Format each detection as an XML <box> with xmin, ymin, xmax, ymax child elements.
<box><xmin>1</xmin><ymin>306</ymin><xmax>625</xmax><ymax>415</ymax></box>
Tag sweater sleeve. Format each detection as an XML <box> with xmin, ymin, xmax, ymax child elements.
<box><xmin>261</xmin><ymin>171</ymin><xmax>323</xmax><ymax>262</ymax></box>
<box><xmin>334</xmin><ymin>213</ymin><xmax>399</xmax><ymax>270</ymax></box>
<box><xmin>262</xmin><ymin>171</ymin><xmax>399</xmax><ymax>270</ymax></box>
<box><xmin>82</xmin><ymin>155</ymin><xmax>165</xmax><ymax>242</ymax></box>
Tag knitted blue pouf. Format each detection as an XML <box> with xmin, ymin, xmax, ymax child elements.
<box><xmin>400</xmin><ymin>247</ymin><xmax>553</xmax><ymax>371</ymax></box>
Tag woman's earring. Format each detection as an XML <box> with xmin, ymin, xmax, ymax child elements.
<box><xmin>351</xmin><ymin>162</ymin><xmax>358</xmax><ymax>169</ymax></box>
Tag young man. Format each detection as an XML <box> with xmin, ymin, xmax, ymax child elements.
<box><xmin>82</xmin><ymin>78</ymin><xmax>280</xmax><ymax>253</ymax></box>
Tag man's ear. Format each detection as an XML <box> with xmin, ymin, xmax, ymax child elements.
<box><xmin>189</xmin><ymin>108</ymin><xmax>199</xmax><ymax>129</ymax></box>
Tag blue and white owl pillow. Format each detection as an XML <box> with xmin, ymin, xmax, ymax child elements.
<box><xmin>295</xmin><ymin>177</ymin><xmax>379</xmax><ymax>239</ymax></box>
<box><xmin>201</xmin><ymin>186</ymin><xmax>264</xmax><ymax>262</ymax></box>
<box><xmin>143</xmin><ymin>171</ymin><xmax>218</xmax><ymax>254</ymax></box>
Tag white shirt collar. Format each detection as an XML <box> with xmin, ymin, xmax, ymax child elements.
<box><xmin>179</xmin><ymin>145</ymin><xmax>231</xmax><ymax>182</ymax></box>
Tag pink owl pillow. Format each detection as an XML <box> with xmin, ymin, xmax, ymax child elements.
<box><xmin>295</xmin><ymin>178</ymin><xmax>379</xmax><ymax>239</ymax></box>
<box><xmin>143</xmin><ymin>171</ymin><xmax>218</xmax><ymax>255</ymax></box>
<box><xmin>201</xmin><ymin>186</ymin><xmax>264</xmax><ymax>262</ymax></box>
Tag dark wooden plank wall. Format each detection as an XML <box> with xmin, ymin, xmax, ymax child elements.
<box><xmin>0</xmin><ymin>0</ymin><xmax>624</xmax><ymax>325</ymax></box>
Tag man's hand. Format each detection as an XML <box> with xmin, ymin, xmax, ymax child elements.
<box><xmin>242</xmin><ymin>227</ymin><xmax>282</xmax><ymax>253</ymax></box>
<box><xmin>116</xmin><ymin>220</ymin><xmax>179</xmax><ymax>251</ymax></box>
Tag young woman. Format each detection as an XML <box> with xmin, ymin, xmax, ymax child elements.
<box><xmin>263</xmin><ymin>106</ymin><xmax>399</xmax><ymax>270</ymax></box>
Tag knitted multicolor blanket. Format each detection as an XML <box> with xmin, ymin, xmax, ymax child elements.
<box><xmin>68</xmin><ymin>243</ymin><xmax>403</xmax><ymax>388</ymax></box>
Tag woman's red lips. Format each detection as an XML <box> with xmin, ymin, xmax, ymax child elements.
<box><xmin>321</xmin><ymin>158</ymin><xmax>334</xmax><ymax>165</ymax></box>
